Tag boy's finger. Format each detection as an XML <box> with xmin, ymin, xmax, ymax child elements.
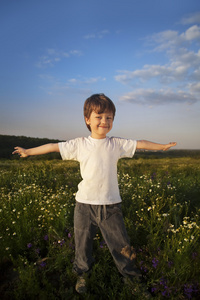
<box><xmin>12</xmin><ymin>147</ymin><xmax>21</xmax><ymax>155</ymax></box>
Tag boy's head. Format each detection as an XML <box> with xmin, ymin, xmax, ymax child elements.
<box><xmin>84</xmin><ymin>93</ymin><xmax>116</xmax><ymax>131</ymax></box>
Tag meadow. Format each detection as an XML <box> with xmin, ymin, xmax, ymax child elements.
<box><xmin>0</xmin><ymin>154</ymin><xmax>200</xmax><ymax>299</ymax></box>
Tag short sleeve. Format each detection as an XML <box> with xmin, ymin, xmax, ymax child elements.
<box><xmin>58</xmin><ymin>138</ymin><xmax>79</xmax><ymax>161</ymax></box>
<box><xmin>117</xmin><ymin>138</ymin><xmax>137</xmax><ymax>158</ymax></box>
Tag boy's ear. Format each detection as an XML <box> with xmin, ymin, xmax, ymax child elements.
<box><xmin>85</xmin><ymin>117</ymin><xmax>90</xmax><ymax>125</ymax></box>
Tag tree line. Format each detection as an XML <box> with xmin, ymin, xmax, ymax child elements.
<box><xmin>0</xmin><ymin>134</ymin><xmax>200</xmax><ymax>160</ymax></box>
<box><xmin>0</xmin><ymin>135</ymin><xmax>62</xmax><ymax>159</ymax></box>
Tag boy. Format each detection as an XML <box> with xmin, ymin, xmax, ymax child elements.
<box><xmin>13</xmin><ymin>93</ymin><xmax>176</xmax><ymax>296</ymax></box>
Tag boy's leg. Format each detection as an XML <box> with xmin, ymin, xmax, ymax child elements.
<box><xmin>98</xmin><ymin>203</ymin><xmax>142</xmax><ymax>279</ymax></box>
<box><xmin>73</xmin><ymin>202</ymin><xmax>97</xmax><ymax>275</ymax></box>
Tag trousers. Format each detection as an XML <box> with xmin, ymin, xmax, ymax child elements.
<box><xmin>73</xmin><ymin>201</ymin><xmax>141</xmax><ymax>278</ymax></box>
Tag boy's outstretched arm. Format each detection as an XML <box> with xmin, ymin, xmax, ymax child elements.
<box><xmin>12</xmin><ymin>143</ymin><xmax>60</xmax><ymax>158</ymax></box>
<box><xmin>137</xmin><ymin>140</ymin><xmax>177</xmax><ymax>151</ymax></box>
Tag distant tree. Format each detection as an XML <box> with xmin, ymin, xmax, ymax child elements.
<box><xmin>0</xmin><ymin>135</ymin><xmax>62</xmax><ymax>159</ymax></box>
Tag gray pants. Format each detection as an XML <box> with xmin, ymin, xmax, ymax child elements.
<box><xmin>73</xmin><ymin>201</ymin><xmax>141</xmax><ymax>278</ymax></box>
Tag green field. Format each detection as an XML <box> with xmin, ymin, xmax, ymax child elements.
<box><xmin>0</xmin><ymin>155</ymin><xmax>200</xmax><ymax>299</ymax></box>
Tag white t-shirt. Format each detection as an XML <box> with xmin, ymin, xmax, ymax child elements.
<box><xmin>59</xmin><ymin>136</ymin><xmax>137</xmax><ymax>205</ymax></box>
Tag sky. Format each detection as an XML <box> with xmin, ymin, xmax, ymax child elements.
<box><xmin>1</xmin><ymin>0</ymin><xmax>200</xmax><ymax>149</ymax></box>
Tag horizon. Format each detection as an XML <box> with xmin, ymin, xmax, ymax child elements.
<box><xmin>1</xmin><ymin>0</ymin><xmax>200</xmax><ymax>150</ymax></box>
<box><xmin>1</xmin><ymin>133</ymin><xmax>200</xmax><ymax>151</ymax></box>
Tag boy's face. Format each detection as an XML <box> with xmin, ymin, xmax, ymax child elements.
<box><xmin>85</xmin><ymin>110</ymin><xmax>114</xmax><ymax>139</ymax></box>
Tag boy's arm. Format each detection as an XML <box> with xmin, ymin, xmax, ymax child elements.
<box><xmin>12</xmin><ymin>143</ymin><xmax>60</xmax><ymax>158</ymax></box>
<box><xmin>136</xmin><ymin>140</ymin><xmax>177</xmax><ymax>151</ymax></box>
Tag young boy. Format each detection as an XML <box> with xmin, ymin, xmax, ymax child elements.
<box><xmin>13</xmin><ymin>94</ymin><xmax>176</xmax><ymax>296</ymax></box>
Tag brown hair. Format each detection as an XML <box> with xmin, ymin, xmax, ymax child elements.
<box><xmin>84</xmin><ymin>93</ymin><xmax>116</xmax><ymax>131</ymax></box>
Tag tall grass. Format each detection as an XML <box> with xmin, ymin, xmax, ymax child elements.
<box><xmin>0</xmin><ymin>157</ymin><xmax>200</xmax><ymax>299</ymax></box>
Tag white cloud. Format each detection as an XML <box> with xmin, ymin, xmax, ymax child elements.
<box><xmin>68</xmin><ymin>76</ymin><xmax>106</xmax><ymax>85</ymax></box>
<box><xmin>63</xmin><ymin>52</ymin><xmax>70</xmax><ymax>58</ymax></box>
<box><xmin>68</xmin><ymin>78</ymin><xmax>78</xmax><ymax>84</ymax></box>
<box><xmin>181</xmin><ymin>12</ymin><xmax>200</xmax><ymax>25</ymax></box>
<box><xmin>119</xmin><ymin>89</ymin><xmax>197</xmax><ymax>106</ymax></box>
<box><xmin>36</xmin><ymin>48</ymin><xmax>83</xmax><ymax>68</ymax></box>
<box><xmin>181</xmin><ymin>25</ymin><xmax>200</xmax><ymax>41</ymax></box>
<box><xmin>83</xmin><ymin>29</ymin><xmax>109</xmax><ymax>39</ymax></box>
<box><xmin>83</xmin><ymin>34</ymin><xmax>96</xmax><ymax>39</ymax></box>
<box><xmin>39</xmin><ymin>74</ymin><xmax>106</xmax><ymax>98</ymax></box>
<box><xmin>115</xmin><ymin>18</ymin><xmax>200</xmax><ymax>106</ymax></box>
<box><xmin>189</xmin><ymin>82</ymin><xmax>200</xmax><ymax>94</ymax></box>
<box><xmin>149</xmin><ymin>30</ymin><xmax>181</xmax><ymax>51</ymax></box>
<box><xmin>47</xmin><ymin>48</ymin><xmax>56</xmax><ymax>55</ymax></box>
<box><xmin>115</xmin><ymin>50</ymin><xmax>200</xmax><ymax>85</ymax></box>
<box><xmin>115</xmin><ymin>64</ymin><xmax>186</xmax><ymax>84</ymax></box>
<box><xmin>98</xmin><ymin>29</ymin><xmax>109</xmax><ymax>38</ymax></box>
<box><xmin>70</xmin><ymin>50</ymin><xmax>83</xmax><ymax>56</ymax></box>
<box><xmin>149</xmin><ymin>25</ymin><xmax>200</xmax><ymax>53</ymax></box>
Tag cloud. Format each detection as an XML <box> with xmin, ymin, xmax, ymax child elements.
<box><xmin>83</xmin><ymin>29</ymin><xmax>109</xmax><ymax>39</ymax></box>
<box><xmin>36</xmin><ymin>48</ymin><xmax>83</xmax><ymax>68</ymax></box>
<box><xmin>115</xmin><ymin>46</ymin><xmax>200</xmax><ymax>85</ymax></box>
<box><xmin>181</xmin><ymin>12</ymin><xmax>200</xmax><ymax>25</ymax></box>
<box><xmin>189</xmin><ymin>82</ymin><xmax>200</xmax><ymax>94</ymax></box>
<box><xmin>83</xmin><ymin>34</ymin><xmax>96</xmax><ymax>39</ymax></box>
<box><xmin>39</xmin><ymin>75</ymin><xmax>106</xmax><ymax>97</ymax></box>
<box><xmin>181</xmin><ymin>25</ymin><xmax>200</xmax><ymax>41</ymax></box>
<box><xmin>115</xmin><ymin>64</ymin><xmax>188</xmax><ymax>85</ymax></box>
<box><xmin>115</xmin><ymin>15</ymin><xmax>200</xmax><ymax>106</ymax></box>
<box><xmin>70</xmin><ymin>50</ymin><xmax>83</xmax><ymax>56</ymax></box>
<box><xmin>68</xmin><ymin>76</ymin><xmax>106</xmax><ymax>85</ymax></box>
<box><xmin>147</xmin><ymin>25</ymin><xmax>200</xmax><ymax>53</ymax></box>
<box><xmin>119</xmin><ymin>89</ymin><xmax>197</xmax><ymax>106</ymax></box>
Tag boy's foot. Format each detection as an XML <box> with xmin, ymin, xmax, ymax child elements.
<box><xmin>75</xmin><ymin>275</ymin><xmax>87</xmax><ymax>294</ymax></box>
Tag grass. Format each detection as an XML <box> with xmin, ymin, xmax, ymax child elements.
<box><xmin>0</xmin><ymin>156</ymin><xmax>200</xmax><ymax>299</ymax></box>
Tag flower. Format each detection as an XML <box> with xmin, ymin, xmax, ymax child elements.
<box><xmin>44</xmin><ymin>234</ymin><xmax>48</xmax><ymax>241</ymax></box>
<box><xmin>152</xmin><ymin>257</ymin><xmax>159</xmax><ymax>269</ymax></box>
<box><xmin>35</xmin><ymin>248</ymin><xmax>40</xmax><ymax>254</ymax></box>
<box><xmin>100</xmin><ymin>240</ymin><xmax>106</xmax><ymax>248</ymax></box>
<box><xmin>184</xmin><ymin>284</ymin><xmax>194</xmax><ymax>299</ymax></box>
<box><xmin>40</xmin><ymin>261</ymin><xmax>46</xmax><ymax>268</ymax></box>
<box><xmin>27</xmin><ymin>243</ymin><xmax>32</xmax><ymax>248</ymax></box>
<box><xmin>162</xmin><ymin>213</ymin><xmax>169</xmax><ymax>217</ymax></box>
<box><xmin>139</xmin><ymin>261</ymin><xmax>148</xmax><ymax>273</ymax></box>
<box><xmin>168</xmin><ymin>261</ymin><xmax>173</xmax><ymax>268</ymax></box>
<box><xmin>58</xmin><ymin>239</ymin><xmax>65</xmax><ymax>246</ymax></box>
<box><xmin>192</xmin><ymin>252</ymin><xmax>197</xmax><ymax>260</ymax></box>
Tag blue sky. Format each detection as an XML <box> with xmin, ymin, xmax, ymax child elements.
<box><xmin>1</xmin><ymin>0</ymin><xmax>200</xmax><ymax>149</ymax></box>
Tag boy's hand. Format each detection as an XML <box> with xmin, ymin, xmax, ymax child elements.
<box><xmin>12</xmin><ymin>147</ymin><xmax>28</xmax><ymax>158</ymax></box>
<box><xmin>163</xmin><ymin>142</ymin><xmax>177</xmax><ymax>151</ymax></box>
